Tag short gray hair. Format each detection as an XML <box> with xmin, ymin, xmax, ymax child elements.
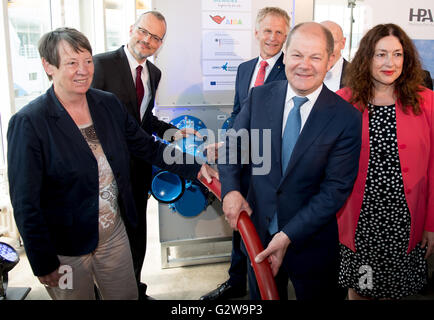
<box><xmin>285</xmin><ymin>22</ymin><xmax>334</xmax><ymax>57</ymax></box>
<box><xmin>38</xmin><ymin>27</ymin><xmax>92</xmax><ymax>80</ymax></box>
<box><xmin>135</xmin><ymin>11</ymin><xmax>167</xmax><ymax>38</ymax></box>
<box><xmin>256</xmin><ymin>7</ymin><xmax>290</xmax><ymax>31</ymax></box>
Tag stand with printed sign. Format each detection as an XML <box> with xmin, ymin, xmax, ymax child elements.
<box><xmin>152</xmin><ymin>0</ymin><xmax>293</xmax><ymax>268</ymax></box>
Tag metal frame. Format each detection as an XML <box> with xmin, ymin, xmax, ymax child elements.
<box><xmin>160</xmin><ymin>236</ymin><xmax>232</xmax><ymax>269</ymax></box>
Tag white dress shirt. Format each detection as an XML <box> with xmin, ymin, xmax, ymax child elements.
<box><xmin>282</xmin><ymin>84</ymin><xmax>323</xmax><ymax>136</ymax></box>
<box><xmin>249</xmin><ymin>51</ymin><xmax>283</xmax><ymax>89</ymax></box>
<box><xmin>124</xmin><ymin>45</ymin><xmax>151</xmax><ymax>120</ymax></box>
<box><xmin>323</xmin><ymin>56</ymin><xmax>344</xmax><ymax>92</ymax></box>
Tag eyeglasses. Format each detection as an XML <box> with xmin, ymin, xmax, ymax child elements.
<box><xmin>136</xmin><ymin>26</ymin><xmax>163</xmax><ymax>43</ymax></box>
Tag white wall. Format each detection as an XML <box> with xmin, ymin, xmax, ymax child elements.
<box><xmin>294</xmin><ymin>0</ymin><xmax>314</xmax><ymax>25</ymax></box>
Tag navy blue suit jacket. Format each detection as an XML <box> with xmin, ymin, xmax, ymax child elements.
<box><xmin>228</xmin><ymin>54</ymin><xmax>286</xmax><ymax>196</ymax></box>
<box><xmin>229</xmin><ymin>53</ymin><xmax>286</xmax><ymax>128</ymax></box>
<box><xmin>7</xmin><ymin>87</ymin><xmax>199</xmax><ymax>276</ymax></box>
<box><xmin>219</xmin><ymin>81</ymin><xmax>362</xmax><ymax>276</ymax></box>
<box><xmin>339</xmin><ymin>59</ymin><xmax>349</xmax><ymax>89</ymax></box>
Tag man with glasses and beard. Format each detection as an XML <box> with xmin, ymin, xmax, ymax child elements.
<box><xmin>92</xmin><ymin>11</ymin><xmax>192</xmax><ymax>300</ymax></box>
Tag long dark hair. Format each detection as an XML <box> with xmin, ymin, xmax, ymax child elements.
<box><xmin>344</xmin><ymin>23</ymin><xmax>424</xmax><ymax>114</ymax></box>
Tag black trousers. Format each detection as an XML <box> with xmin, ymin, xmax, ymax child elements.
<box><xmin>227</xmin><ymin>230</ymin><xmax>247</xmax><ymax>289</ymax></box>
<box><xmin>227</xmin><ymin>170</ymin><xmax>250</xmax><ymax>289</ymax></box>
<box><xmin>125</xmin><ymin>159</ymin><xmax>152</xmax><ymax>285</ymax></box>
<box><xmin>246</xmin><ymin>231</ymin><xmax>347</xmax><ymax>300</ymax></box>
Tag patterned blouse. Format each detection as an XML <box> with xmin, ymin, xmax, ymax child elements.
<box><xmin>79</xmin><ymin>122</ymin><xmax>122</xmax><ymax>243</ymax></box>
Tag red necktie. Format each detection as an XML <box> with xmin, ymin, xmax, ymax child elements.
<box><xmin>136</xmin><ymin>65</ymin><xmax>144</xmax><ymax>114</ymax></box>
<box><xmin>254</xmin><ymin>60</ymin><xmax>268</xmax><ymax>87</ymax></box>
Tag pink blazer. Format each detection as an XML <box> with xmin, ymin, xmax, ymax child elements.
<box><xmin>336</xmin><ymin>87</ymin><xmax>434</xmax><ymax>253</ymax></box>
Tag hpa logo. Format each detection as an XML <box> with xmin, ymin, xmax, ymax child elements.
<box><xmin>409</xmin><ymin>8</ymin><xmax>433</xmax><ymax>23</ymax></box>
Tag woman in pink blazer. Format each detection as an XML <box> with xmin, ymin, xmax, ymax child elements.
<box><xmin>336</xmin><ymin>23</ymin><xmax>434</xmax><ymax>300</ymax></box>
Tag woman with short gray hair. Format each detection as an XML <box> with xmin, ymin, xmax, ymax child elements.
<box><xmin>7</xmin><ymin>27</ymin><xmax>217</xmax><ymax>300</ymax></box>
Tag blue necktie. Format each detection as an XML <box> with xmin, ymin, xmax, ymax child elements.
<box><xmin>281</xmin><ymin>96</ymin><xmax>309</xmax><ymax>174</ymax></box>
<box><xmin>268</xmin><ymin>96</ymin><xmax>308</xmax><ymax>236</ymax></box>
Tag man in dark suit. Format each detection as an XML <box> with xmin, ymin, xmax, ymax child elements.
<box><xmin>92</xmin><ymin>11</ymin><xmax>191</xmax><ymax>299</ymax></box>
<box><xmin>321</xmin><ymin>21</ymin><xmax>349</xmax><ymax>91</ymax></box>
<box><xmin>201</xmin><ymin>7</ymin><xmax>290</xmax><ymax>301</ymax></box>
<box><xmin>218</xmin><ymin>22</ymin><xmax>362</xmax><ymax>300</ymax></box>
<box><xmin>422</xmin><ymin>70</ymin><xmax>433</xmax><ymax>90</ymax></box>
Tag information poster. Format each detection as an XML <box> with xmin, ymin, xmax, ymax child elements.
<box><xmin>202</xmin><ymin>60</ymin><xmax>242</xmax><ymax>76</ymax></box>
<box><xmin>201</xmin><ymin>0</ymin><xmax>252</xmax><ymax>91</ymax></box>
<box><xmin>202</xmin><ymin>30</ymin><xmax>252</xmax><ymax>60</ymax></box>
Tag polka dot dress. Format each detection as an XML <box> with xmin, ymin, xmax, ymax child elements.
<box><xmin>338</xmin><ymin>104</ymin><xmax>427</xmax><ymax>299</ymax></box>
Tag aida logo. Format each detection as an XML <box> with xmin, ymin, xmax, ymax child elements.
<box><xmin>210</xmin><ymin>15</ymin><xmax>225</xmax><ymax>24</ymax></box>
<box><xmin>225</xmin><ymin>18</ymin><xmax>243</xmax><ymax>25</ymax></box>
<box><xmin>209</xmin><ymin>15</ymin><xmax>243</xmax><ymax>25</ymax></box>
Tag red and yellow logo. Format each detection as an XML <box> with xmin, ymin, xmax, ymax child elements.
<box><xmin>209</xmin><ymin>15</ymin><xmax>225</xmax><ymax>24</ymax></box>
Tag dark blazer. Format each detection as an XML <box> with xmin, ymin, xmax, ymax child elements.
<box><xmin>7</xmin><ymin>87</ymin><xmax>199</xmax><ymax>277</ymax></box>
<box><xmin>228</xmin><ymin>53</ymin><xmax>286</xmax><ymax>195</ymax></box>
<box><xmin>92</xmin><ymin>46</ymin><xmax>175</xmax><ymax>137</ymax></box>
<box><xmin>92</xmin><ymin>46</ymin><xmax>177</xmax><ymax>253</ymax></box>
<box><xmin>339</xmin><ymin>58</ymin><xmax>349</xmax><ymax>89</ymax></box>
<box><xmin>423</xmin><ymin>70</ymin><xmax>433</xmax><ymax>90</ymax></box>
<box><xmin>219</xmin><ymin>81</ymin><xmax>362</xmax><ymax>276</ymax></box>
<box><xmin>229</xmin><ymin>53</ymin><xmax>286</xmax><ymax>128</ymax></box>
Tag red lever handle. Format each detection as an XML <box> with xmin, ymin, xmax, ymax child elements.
<box><xmin>199</xmin><ymin>176</ymin><xmax>279</xmax><ymax>300</ymax></box>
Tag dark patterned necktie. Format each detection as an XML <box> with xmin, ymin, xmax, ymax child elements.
<box><xmin>136</xmin><ymin>65</ymin><xmax>144</xmax><ymax>114</ymax></box>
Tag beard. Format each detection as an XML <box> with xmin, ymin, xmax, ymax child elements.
<box><xmin>129</xmin><ymin>40</ymin><xmax>153</xmax><ymax>61</ymax></box>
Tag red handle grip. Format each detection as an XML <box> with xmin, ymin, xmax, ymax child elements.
<box><xmin>199</xmin><ymin>176</ymin><xmax>279</xmax><ymax>300</ymax></box>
